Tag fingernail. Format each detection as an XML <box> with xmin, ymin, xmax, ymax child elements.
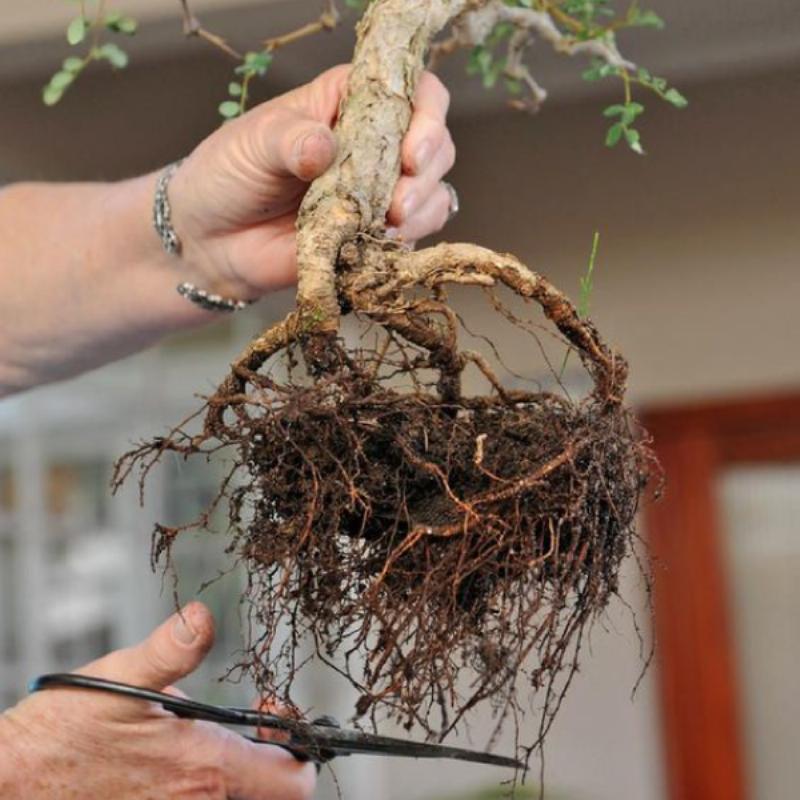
<box><xmin>293</xmin><ymin>130</ymin><xmax>331</xmax><ymax>177</ymax></box>
<box><xmin>174</xmin><ymin>608</ymin><xmax>199</xmax><ymax>645</ymax></box>
<box><xmin>386</xmin><ymin>227</ymin><xmax>401</xmax><ymax>240</ymax></box>
<box><xmin>415</xmin><ymin>140</ymin><xmax>432</xmax><ymax>171</ymax></box>
<box><xmin>402</xmin><ymin>193</ymin><xmax>417</xmax><ymax>220</ymax></box>
<box><xmin>294</xmin><ymin>131</ymin><xmax>317</xmax><ymax>159</ymax></box>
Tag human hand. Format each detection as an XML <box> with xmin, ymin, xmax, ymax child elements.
<box><xmin>0</xmin><ymin>603</ymin><xmax>315</xmax><ymax>799</ymax></box>
<box><xmin>169</xmin><ymin>65</ymin><xmax>456</xmax><ymax>299</ymax></box>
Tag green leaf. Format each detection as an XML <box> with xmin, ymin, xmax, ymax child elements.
<box><xmin>605</xmin><ymin>122</ymin><xmax>624</xmax><ymax>147</ymax></box>
<box><xmin>625</xmin><ymin>127</ymin><xmax>645</xmax><ymax>154</ymax></box>
<box><xmin>49</xmin><ymin>70</ymin><xmax>75</xmax><ymax>90</ymax></box>
<box><xmin>106</xmin><ymin>14</ymin><xmax>138</xmax><ymax>35</ymax></box>
<box><xmin>483</xmin><ymin>58</ymin><xmax>506</xmax><ymax>89</ymax></box>
<box><xmin>652</xmin><ymin>76</ymin><xmax>667</xmax><ymax>92</ymax></box>
<box><xmin>664</xmin><ymin>87</ymin><xmax>688</xmax><ymax>108</ymax></box>
<box><xmin>228</xmin><ymin>82</ymin><xmax>243</xmax><ymax>96</ymax></box>
<box><xmin>621</xmin><ymin>101</ymin><xmax>645</xmax><ymax>124</ymax></box>
<box><xmin>467</xmin><ymin>46</ymin><xmax>493</xmax><ymax>78</ymax></box>
<box><xmin>505</xmin><ymin>78</ymin><xmax>523</xmax><ymax>96</ymax></box>
<box><xmin>218</xmin><ymin>100</ymin><xmax>241</xmax><ymax>119</ymax></box>
<box><xmin>62</xmin><ymin>56</ymin><xmax>84</xmax><ymax>73</ymax></box>
<box><xmin>66</xmin><ymin>16</ymin><xmax>88</xmax><ymax>46</ymax></box>
<box><xmin>629</xmin><ymin>9</ymin><xmax>665</xmax><ymax>29</ymax></box>
<box><xmin>242</xmin><ymin>50</ymin><xmax>273</xmax><ymax>76</ymax></box>
<box><xmin>582</xmin><ymin>60</ymin><xmax>616</xmax><ymax>82</ymax></box>
<box><xmin>42</xmin><ymin>84</ymin><xmax>64</xmax><ymax>106</ymax></box>
<box><xmin>486</xmin><ymin>21</ymin><xmax>514</xmax><ymax>48</ymax></box>
<box><xmin>603</xmin><ymin>104</ymin><xmax>626</xmax><ymax>117</ymax></box>
<box><xmin>99</xmin><ymin>43</ymin><xmax>129</xmax><ymax>68</ymax></box>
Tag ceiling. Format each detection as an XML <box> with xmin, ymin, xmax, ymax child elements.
<box><xmin>1</xmin><ymin>0</ymin><xmax>798</xmax><ymax>115</ymax></box>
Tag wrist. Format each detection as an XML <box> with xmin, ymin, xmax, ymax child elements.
<box><xmin>107</xmin><ymin>165</ymin><xmax>259</xmax><ymax>313</ymax></box>
<box><xmin>0</xmin><ymin>711</ymin><xmax>29</xmax><ymax>796</ymax></box>
<box><xmin>97</xmin><ymin>172</ymin><xmax>220</xmax><ymax>330</ymax></box>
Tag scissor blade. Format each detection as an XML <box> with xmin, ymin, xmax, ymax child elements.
<box><xmin>292</xmin><ymin>726</ymin><xmax>524</xmax><ymax>769</ymax></box>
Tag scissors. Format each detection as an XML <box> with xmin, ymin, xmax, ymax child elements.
<box><xmin>29</xmin><ymin>674</ymin><xmax>523</xmax><ymax>769</ymax></box>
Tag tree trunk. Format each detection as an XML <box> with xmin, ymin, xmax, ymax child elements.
<box><xmin>294</xmin><ymin>0</ymin><xmax>473</xmax><ymax>337</ymax></box>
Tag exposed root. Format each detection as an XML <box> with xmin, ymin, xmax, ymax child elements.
<box><xmin>114</xmin><ymin>241</ymin><xmax>656</xmax><ymax>764</ymax></box>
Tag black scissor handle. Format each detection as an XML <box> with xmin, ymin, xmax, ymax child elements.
<box><xmin>28</xmin><ymin>673</ymin><xmax>334</xmax><ymax>764</ymax></box>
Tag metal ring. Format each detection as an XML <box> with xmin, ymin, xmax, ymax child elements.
<box><xmin>443</xmin><ymin>181</ymin><xmax>460</xmax><ymax>221</ymax></box>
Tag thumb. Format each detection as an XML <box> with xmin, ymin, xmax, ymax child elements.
<box><xmin>248</xmin><ymin>108</ymin><xmax>338</xmax><ymax>183</ymax></box>
<box><xmin>79</xmin><ymin>602</ymin><xmax>215</xmax><ymax>690</ymax></box>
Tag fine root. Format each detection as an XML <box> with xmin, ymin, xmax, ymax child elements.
<box><xmin>114</xmin><ymin>241</ymin><xmax>656</xmax><ymax>762</ymax></box>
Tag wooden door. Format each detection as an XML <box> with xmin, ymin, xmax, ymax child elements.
<box><xmin>642</xmin><ymin>392</ymin><xmax>800</xmax><ymax>800</ymax></box>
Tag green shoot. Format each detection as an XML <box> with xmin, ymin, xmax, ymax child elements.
<box><xmin>219</xmin><ymin>50</ymin><xmax>274</xmax><ymax>121</ymax></box>
<box><xmin>43</xmin><ymin>1</ymin><xmax>137</xmax><ymax>107</ymax></box>
<box><xmin>560</xmin><ymin>230</ymin><xmax>600</xmax><ymax>378</ymax></box>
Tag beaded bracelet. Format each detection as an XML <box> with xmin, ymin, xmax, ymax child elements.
<box><xmin>154</xmin><ymin>160</ymin><xmax>254</xmax><ymax>313</ymax></box>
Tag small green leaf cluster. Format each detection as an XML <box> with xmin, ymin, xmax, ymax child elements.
<box><xmin>603</xmin><ymin>101</ymin><xmax>644</xmax><ymax>153</ymax></box>
<box><xmin>634</xmin><ymin>67</ymin><xmax>688</xmax><ymax>107</ymax></box>
<box><xmin>559</xmin><ymin>1</ymin><xmax>663</xmax><ymax>36</ymax></box>
<box><xmin>219</xmin><ymin>50</ymin><xmax>274</xmax><ymax>120</ymax></box>
<box><xmin>467</xmin><ymin>44</ymin><xmax>505</xmax><ymax>90</ymax></box>
<box><xmin>584</xmin><ymin>60</ymin><xmax>687</xmax><ymax>153</ymax></box>
<box><xmin>562</xmin><ymin>0</ymin><xmax>615</xmax><ymax>29</ymax></box>
<box><xmin>44</xmin><ymin>4</ymin><xmax>137</xmax><ymax>107</ymax></box>
<box><xmin>466</xmin><ymin>20</ymin><xmax>522</xmax><ymax>94</ymax></box>
<box><xmin>626</xmin><ymin>7</ymin><xmax>664</xmax><ymax>29</ymax></box>
<box><xmin>464</xmin><ymin>1</ymin><xmax>684</xmax><ymax>152</ymax></box>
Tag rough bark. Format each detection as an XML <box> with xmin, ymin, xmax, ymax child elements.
<box><xmin>294</xmin><ymin>0</ymin><xmax>474</xmax><ymax>336</ymax></box>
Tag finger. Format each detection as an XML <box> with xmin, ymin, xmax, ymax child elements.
<box><xmin>253</xmin><ymin>697</ymin><xmax>296</xmax><ymax>746</ymax></box>
<box><xmin>414</xmin><ymin>71</ymin><xmax>452</xmax><ymax>123</ymax></box>
<box><xmin>396</xmin><ymin>182</ymin><xmax>452</xmax><ymax>243</ymax></box>
<box><xmin>389</xmin><ymin>131</ymin><xmax>456</xmax><ymax>225</ymax></box>
<box><xmin>222</xmin><ymin>731</ymin><xmax>316</xmax><ymax>800</ymax></box>
<box><xmin>248</xmin><ymin>107</ymin><xmax>338</xmax><ymax>183</ymax></box>
<box><xmin>289</xmin><ymin>64</ymin><xmax>351</xmax><ymax>126</ymax></box>
<box><xmin>402</xmin><ymin>72</ymin><xmax>451</xmax><ymax>175</ymax></box>
<box><xmin>228</xmin><ymin>214</ymin><xmax>299</xmax><ymax>293</ymax></box>
<box><xmin>79</xmin><ymin>602</ymin><xmax>215</xmax><ymax>691</ymax></box>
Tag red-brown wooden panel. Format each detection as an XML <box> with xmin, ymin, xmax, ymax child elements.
<box><xmin>642</xmin><ymin>390</ymin><xmax>800</xmax><ymax>800</ymax></box>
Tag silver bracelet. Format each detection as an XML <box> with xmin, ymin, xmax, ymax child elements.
<box><xmin>154</xmin><ymin>160</ymin><xmax>254</xmax><ymax>313</ymax></box>
<box><xmin>153</xmin><ymin>160</ymin><xmax>184</xmax><ymax>256</ymax></box>
<box><xmin>176</xmin><ymin>283</ymin><xmax>253</xmax><ymax>313</ymax></box>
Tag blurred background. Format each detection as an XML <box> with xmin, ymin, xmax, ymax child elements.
<box><xmin>0</xmin><ymin>2</ymin><xmax>798</xmax><ymax>799</ymax></box>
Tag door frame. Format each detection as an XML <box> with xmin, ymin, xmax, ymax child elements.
<box><xmin>642</xmin><ymin>391</ymin><xmax>800</xmax><ymax>800</ymax></box>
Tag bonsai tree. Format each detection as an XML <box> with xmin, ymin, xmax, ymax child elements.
<box><xmin>49</xmin><ymin>0</ymin><xmax>683</xmax><ymax>767</ymax></box>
